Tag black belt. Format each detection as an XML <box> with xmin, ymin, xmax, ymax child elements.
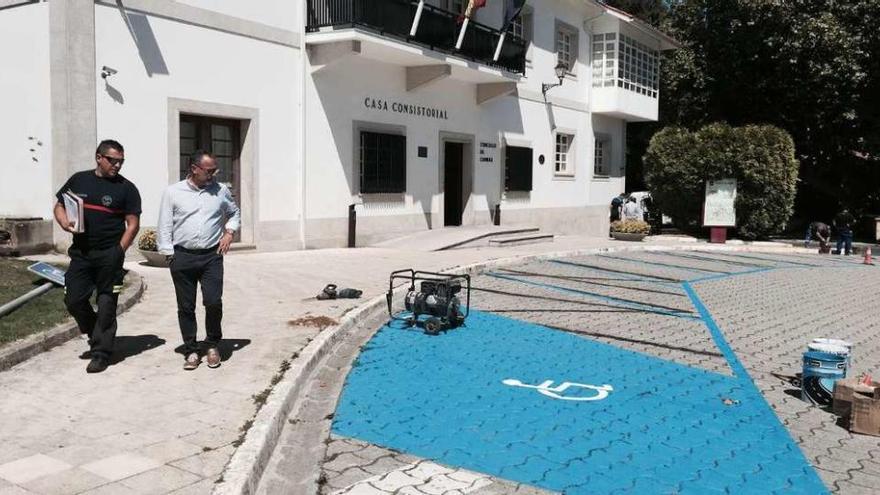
<box><xmin>174</xmin><ymin>244</ymin><xmax>218</xmax><ymax>255</ymax></box>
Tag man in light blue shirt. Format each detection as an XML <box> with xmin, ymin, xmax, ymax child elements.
<box><xmin>158</xmin><ymin>150</ymin><xmax>240</xmax><ymax>370</ymax></box>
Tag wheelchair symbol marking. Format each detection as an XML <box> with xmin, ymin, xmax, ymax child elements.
<box><xmin>502</xmin><ymin>379</ymin><xmax>613</xmax><ymax>401</ymax></box>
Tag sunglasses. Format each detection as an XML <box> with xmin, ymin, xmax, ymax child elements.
<box><xmin>194</xmin><ymin>164</ymin><xmax>220</xmax><ymax>177</ymax></box>
<box><xmin>100</xmin><ymin>154</ymin><xmax>125</xmax><ymax>166</ymax></box>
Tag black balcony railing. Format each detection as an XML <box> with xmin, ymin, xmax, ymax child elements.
<box><xmin>307</xmin><ymin>0</ymin><xmax>526</xmax><ymax>74</ymax></box>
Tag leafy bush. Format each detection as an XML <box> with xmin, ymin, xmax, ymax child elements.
<box><xmin>610</xmin><ymin>220</ymin><xmax>651</xmax><ymax>234</ymax></box>
<box><xmin>137</xmin><ymin>229</ymin><xmax>158</xmax><ymax>251</ymax></box>
<box><xmin>644</xmin><ymin>123</ymin><xmax>799</xmax><ymax>240</ymax></box>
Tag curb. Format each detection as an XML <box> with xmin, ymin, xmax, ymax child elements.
<box><xmin>0</xmin><ymin>270</ymin><xmax>147</xmax><ymax>372</ymax></box>
<box><xmin>213</xmin><ymin>290</ymin><xmax>390</xmax><ymax>495</ymax></box>
<box><xmin>211</xmin><ymin>242</ymin><xmax>815</xmax><ymax>495</ymax></box>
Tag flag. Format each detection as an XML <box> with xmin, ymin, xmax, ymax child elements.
<box><xmin>463</xmin><ymin>0</ymin><xmax>486</xmax><ymax>19</ymax></box>
<box><xmin>502</xmin><ymin>0</ymin><xmax>526</xmax><ymax>32</ymax></box>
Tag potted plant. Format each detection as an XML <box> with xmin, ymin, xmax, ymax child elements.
<box><xmin>610</xmin><ymin>220</ymin><xmax>650</xmax><ymax>242</ymax></box>
<box><xmin>137</xmin><ymin>229</ymin><xmax>168</xmax><ymax>267</ymax></box>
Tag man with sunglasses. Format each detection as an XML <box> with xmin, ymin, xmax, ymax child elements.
<box><xmin>53</xmin><ymin>139</ymin><xmax>142</xmax><ymax>373</ymax></box>
<box><xmin>157</xmin><ymin>150</ymin><xmax>240</xmax><ymax>370</ymax></box>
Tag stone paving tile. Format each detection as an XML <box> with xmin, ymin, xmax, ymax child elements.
<box><xmin>78</xmin><ymin>482</ymin><xmax>142</xmax><ymax>495</ymax></box>
<box><xmin>19</xmin><ymin>467</ymin><xmax>108</xmax><ymax>495</ymax></box>
<box><xmin>168</xmin><ymin>445</ymin><xmax>234</xmax><ymax>478</ymax></box>
<box><xmin>80</xmin><ymin>453</ymin><xmax>162</xmax><ymax>482</ymax></box>
<box><xmin>136</xmin><ymin>439</ymin><xmax>206</xmax><ymax>465</ymax></box>
<box><xmin>0</xmin><ymin>454</ymin><xmax>73</xmax><ymax>485</ymax></box>
<box><xmin>0</xmin><ymin>482</ymin><xmax>37</xmax><ymax>495</ymax></box>
<box><xmin>118</xmin><ymin>465</ymin><xmax>202</xmax><ymax>494</ymax></box>
<box><xmin>321</xmin><ymin>439</ymin><xmax>554</xmax><ymax>495</ymax></box>
<box><xmin>165</xmin><ymin>478</ymin><xmax>218</xmax><ymax>495</ymax></box>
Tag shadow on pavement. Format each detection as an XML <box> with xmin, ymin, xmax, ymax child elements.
<box><xmin>110</xmin><ymin>334</ymin><xmax>167</xmax><ymax>364</ymax></box>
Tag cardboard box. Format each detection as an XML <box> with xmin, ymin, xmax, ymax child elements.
<box><xmin>852</xmin><ymin>388</ymin><xmax>880</xmax><ymax>437</ymax></box>
<box><xmin>833</xmin><ymin>378</ymin><xmax>878</xmax><ymax>418</ymax></box>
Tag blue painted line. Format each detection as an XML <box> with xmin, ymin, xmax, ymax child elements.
<box><xmin>600</xmin><ymin>253</ymin><xmax>732</xmax><ymax>274</ymax></box>
<box><xmin>549</xmin><ymin>259</ymin><xmax>681</xmax><ymax>283</ymax></box>
<box><xmin>681</xmin><ymin>282</ymin><xmax>749</xmax><ymax>378</ymax></box>
<box><xmin>488</xmin><ymin>272</ymin><xmax>699</xmax><ymax>320</ymax></box>
<box><xmin>680</xmin><ymin>281</ymin><xmax>829</xmax><ymax>493</ymax></box>
<box><xmin>689</xmin><ymin>267</ymin><xmax>775</xmax><ymax>284</ymax></box>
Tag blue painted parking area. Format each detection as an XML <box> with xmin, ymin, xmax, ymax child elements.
<box><xmin>331</xmin><ymin>251</ymin><xmax>870</xmax><ymax>493</ymax></box>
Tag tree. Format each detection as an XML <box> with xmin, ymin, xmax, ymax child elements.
<box><xmin>607</xmin><ymin>0</ymin><xmax>880</xmax><ymax>227</ymax></box>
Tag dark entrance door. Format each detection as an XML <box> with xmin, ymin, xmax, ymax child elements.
<box><xmin>179</xmin><ymin>115</ymin><xmax>242</xmax><ymax>241</ymax></box>
<box><xmin>444</xmin><ymin>142</ymin><xmax>464</xmax><ymax>226</ymax></box>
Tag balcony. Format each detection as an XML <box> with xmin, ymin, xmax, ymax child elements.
<box><xmin>306</xmin><ymin>0</ymin><xmax>527</xmax><ymax>75</ymax></box>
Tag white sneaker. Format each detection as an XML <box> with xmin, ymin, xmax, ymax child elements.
<box><xmin>183</xmin><ymin>353</ymin><xmax>200</xmax><ymax>370</ymax></box>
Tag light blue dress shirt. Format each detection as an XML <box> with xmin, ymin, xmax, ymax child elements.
<box><xmin>157</xmin><ymin>180</ymin><xmax>241</xmax><ymax>255</ymax></box>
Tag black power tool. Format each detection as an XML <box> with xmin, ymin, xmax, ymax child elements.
<box><xmin>386</xmin><ymin>269</ymin><xmax>470</xmax><ymax>335</ymax></box>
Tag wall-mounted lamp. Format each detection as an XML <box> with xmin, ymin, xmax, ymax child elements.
<box><xmin>541</xmin><ymin>61</ymin><xmax>569</xmax><ymax>96</ymax></box>
<box><xmin>100</xmin><ymin>65</ymin><xmax>118</xmax><ymax>79</ymax></box>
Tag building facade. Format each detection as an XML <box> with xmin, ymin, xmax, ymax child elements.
<box><xmin>0</xmin><ymin>0</ymin><xmax>675</xmax><ymax>250</ymax></box>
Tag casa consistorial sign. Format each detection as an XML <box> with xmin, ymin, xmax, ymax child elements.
<box><xmin>364</xmin><ymin>97</ymin><xmax>449</xmax><ymax>120</ymax></box>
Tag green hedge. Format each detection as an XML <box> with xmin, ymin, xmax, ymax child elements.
<box><xmin>643</xmin><ymin>123</ymin><xmax>799</xmax><ymax>240</ymax></box>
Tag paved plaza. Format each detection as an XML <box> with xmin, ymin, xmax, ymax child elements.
<box><xmin>0</xmin><ymin>235</ymin><xmax>634</xmax><ymax>495</ymax></box>
<box><xmin>289</xmin><ymin>251</ymin><xmax>880</xmax><ymax>495</ymax></box>
<box><xmin>3</xmin><ymin>243</ymin><xmax>880</xmax><ymax>494</ymax></box>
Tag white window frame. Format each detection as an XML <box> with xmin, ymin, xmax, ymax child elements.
<box><xmin>617</xmin><ymin>34</ymin><xmax>659</xmax><ymax>98</ymax></box>
<box><xmin>593</xmin><ymin>134</ymin><xmax>611</xmax><ymax>178</ymax></box>
<box><xmin>591</xmin><ymin>32</ymin><xmax>617</xmax><ymax>88</ymax></box>
<box><xmin>554</xmin><ymin>132</ymin><xmax>575</xmax><ymax>177</ymax></box>
<box><xmin>555</xmin><ymin>20</ymin><xmax>579</xmax><ymax>75</ymax></box>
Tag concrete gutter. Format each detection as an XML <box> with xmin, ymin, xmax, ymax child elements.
<box><xmin>212</xmin><ymin>242</ymin><xmax>813</xmax><ymax>495</ymax></box>
<box><xmin>0</xmin><ymin>270</ymin><xmax>146</xmax><ymax>371</ymax></box>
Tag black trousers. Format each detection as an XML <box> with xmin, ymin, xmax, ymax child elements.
<box><xmin>65</xmin><ymin>245</ymin><xmax>126</xmax><ymax>359</ymax></box>
<box><xmin>169</xmin><ymin>247</ymin><xmax>224</xmax><ymax>355</ymax></box>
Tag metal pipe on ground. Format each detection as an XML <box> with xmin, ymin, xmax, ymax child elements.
<box><xmin>0</xmin><ymin>282</ymin><xmax>56</xmax><ymax>318</ymax></box>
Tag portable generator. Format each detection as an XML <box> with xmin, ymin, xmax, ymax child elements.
<box><xmin>386</xmin><ymin>269</ymin><xmax>470</xmax><ymax>335</ymax></box>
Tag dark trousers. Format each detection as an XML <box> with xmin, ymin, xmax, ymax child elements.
<box><xmin>169</xmin><ymin>247</ymin><xmax>224</xmax><ymax>355</ymax></box>
<box><xmin>837</xmin><ymin>230</ymin><xmax>853</xmax><ymax>255</ymax></box>
<box><xmin>65</xmin><ymin>245</ymin><xmax>126</xmax><ymax>359</ymax></box>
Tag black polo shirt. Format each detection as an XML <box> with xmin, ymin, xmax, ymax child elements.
<box><xmin>56</xmin><ymin>170</ymin><xmax>142</xmax><ymax>250</ymax></box>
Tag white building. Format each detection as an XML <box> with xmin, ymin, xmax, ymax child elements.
<box><xmin>0</xmin><ymin>0</ymin><xmax>676</xmax><ymax>251</ymax></box>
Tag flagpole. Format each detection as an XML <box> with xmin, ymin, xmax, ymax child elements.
<box><xmin>492</xmin><ymin>32</ymin><xmax>506</xmax><ymax>61</ymax></box>
<box><xmin>455</xmin><ymin>17</ymin><xmax>469</xmax><ymax>50</ymax></box>
<box><xmin>409</xmin><ymin>0</ymin><xmax>425</xmax><ymax>37</ymax></box>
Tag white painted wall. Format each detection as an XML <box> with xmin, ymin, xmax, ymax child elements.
<box><xmin>588</xmin><ymin>113</ymin><xmax>626</xmax><ymax>206</ymax></box>
<box><xmin>303</xmin><ymin>0</ymin><xmax>636</xmax><ymax>236</ymax></box>
<box><xmin>93</xmin><ymin>4</ymin><xmax>301</xmax><ymax>231</ymax></box>
<box><xmin>0</xmin><ymin>3</ymin><xmax>53</xmax><ymax>218</ymax></box>
<box><xmin>305</xmin><ymin>56</ymin><xmax>595</xmax><ymax>222</ymax></box>
<box><xmin>175</xmin><ymin>0</ymin><xmax>299</xmax><ymax>31</ymax></box>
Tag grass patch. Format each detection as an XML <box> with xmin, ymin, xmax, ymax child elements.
<box><xmin>0</xmin><ymin>258</ymin><xmax>69</xmax><ymax>346</ymax></box>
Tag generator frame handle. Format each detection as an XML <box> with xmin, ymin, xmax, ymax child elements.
<box><xmin>386</xmin><ymin>268</ymin><xmax>471</xmax><ymax>319</ymax></box>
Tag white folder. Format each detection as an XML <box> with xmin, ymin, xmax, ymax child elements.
<box><xmin>62</xmin><ymin>191</ymin><xmax>84</xmax><ymax>233</ymax></box>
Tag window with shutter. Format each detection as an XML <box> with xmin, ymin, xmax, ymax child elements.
<box><xmin>360</xmin><ymin>131</ymin><xmax>406</xmax><ymax>193</ymax></box>
<box><xmin>505</xmin><ymin>146</ymin><xmax>533</xmax><ymax>192</ymax></box>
